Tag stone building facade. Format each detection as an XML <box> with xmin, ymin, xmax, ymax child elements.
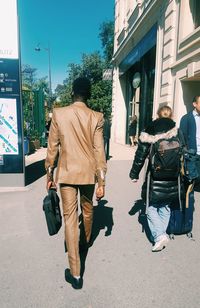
<box><xmin>112</xmin><ymin>0</ymin><xmax>200</xmax><ymax>144</ymax></box>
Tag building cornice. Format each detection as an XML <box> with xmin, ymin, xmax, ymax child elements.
<box><xmin>112</xmin><ymin>0</ymin><xmax>162</xmax><ymax>64</ymax></box>
<box><xmin>178</xmin><ymin>27</ymin><xmax>200</xmax><ymax>54</ymax></box>
<box><xmin>170</xmin><ymin>48</ymin><xmax>200</xmax><ymax>70</ymax></box>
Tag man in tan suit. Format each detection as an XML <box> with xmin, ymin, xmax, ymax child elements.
<box><xmin>45</xmin><ymin>77</ymin><xmax>107</xmax><ymax>289</ymax></box>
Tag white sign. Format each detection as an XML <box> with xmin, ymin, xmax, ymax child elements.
<box><xmin>0</xmin><ymin>0</ymin><xmax>18</xmax><ymax>59</ymax></box>
<box><xmin>0</xmin><ymin>98</ymin><xmax>19</xmax><ymax>154</ymax></box>
<box><xmin>132</xmin><ymin>72</ymin><xmax>141</xmax><ymax>89</ymax></box>
<box><xmin>103</xmin><ymin>69</ymin><xmax>113</xmax><ymax>81</ymax></box>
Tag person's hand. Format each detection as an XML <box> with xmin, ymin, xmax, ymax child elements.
<box><xmin>46</xmin><ymin>180</ymin><xmax>57</xmax><ymax>191</ymax></box>
<box><xmin>131</xmin><ymin>179</ymin><xmax>138</xmax><ymax>183</ymax></box>
<box><xmin>129</xmin><ymin>169</ymin><xmax>138</xmax><ymax>182</ymax></box>
<box><xmin>96</xmin><ymin>186</ymin><xmax>105</xmax><ymax>201</ymax></box>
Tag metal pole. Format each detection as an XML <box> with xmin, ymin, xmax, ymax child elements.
<box><xmin>35</xmin><ymin>43</ymin><xmax>52</xmax><ymax>108</ymax></box>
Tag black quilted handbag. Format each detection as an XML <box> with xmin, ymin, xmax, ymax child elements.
<box><xmin>43</xmin><ymin>189</ymin><xmax>62</xmax><ymax>236</ymax></box>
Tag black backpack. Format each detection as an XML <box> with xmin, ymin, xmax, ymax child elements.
<box><xmin>149</xmin><ymin>134</ymin><xmax>183</xmax><ymax>180</ymax></box>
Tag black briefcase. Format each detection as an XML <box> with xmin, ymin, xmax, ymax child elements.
<box><xmin>43</xmin><ymin>189</ymin><xmax>62</xmax><ymax>236</ymax></box>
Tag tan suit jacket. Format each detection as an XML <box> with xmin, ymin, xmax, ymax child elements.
<box><xmin>45</xmin><ymin>102</ymin><xmax>107</xmax><ymax>186</ymax></box>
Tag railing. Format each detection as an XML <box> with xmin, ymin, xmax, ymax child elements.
<box><xmin>117</xmin><ymin>28</ymin><xmax>126</xmax><ymax>46</ymax></box>
<box><xmin>127</xmin><ymin>5</ymin><xmax>140</xmax><ymax>29</ymax></box>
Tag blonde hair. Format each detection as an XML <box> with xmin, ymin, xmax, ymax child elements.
<box><xmin>157</xmin><ymin>106</ymin><xmax>173</xmax><ymax>119</ymax></box>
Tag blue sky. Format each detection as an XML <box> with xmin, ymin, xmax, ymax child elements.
<box><xmin>18</xmin><ymin>0</ymin><xmax>114</xmax><ymax>90</ymax></box>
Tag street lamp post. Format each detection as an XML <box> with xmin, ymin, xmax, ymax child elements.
<box><xmin>35</xmin><ymin>42</ymin><xmax>52</xmax><ymax>108</ymax></box>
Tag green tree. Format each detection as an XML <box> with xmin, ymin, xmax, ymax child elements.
<box><xmin>34</xmin><ymin>76</ymin><xmax>48</xmax><ymax>92</ymax></box>
<box><xmin>55</xmin><ymin>52</ymin><xmax>105</xmax><ymax>107</ymax></box>
<box><xmin>65</xmin><ymin>63</ymin><xmax>82</xmax><ymax>84</ymax></box>
<box><xmin>81</xmin><ymin>52</ymin><xmax>104</xmax><ymax>82</ymax></box>
<box><xmin>22</xmin><ymin>65</ymin><xmax>49</xmax><ymax>138</ymax></box>
<box><xmin>99</xmin><ymin>21</ymin><xmax>114</xmax><ymax>67</ymax></box>
<box><xmin>21</xmin><ymin>64</ymin><xmax>37</xmax><ymax>89</ymax></box>
<box><xmin>55</xmin><ymin>83</ymin><xmax>72</xmax><ymax>107</ymax></box>
<box><xmin>88</xmin><ymin>80</ymin><xmax>112</xmax><ymax>118</ymax></box>
<box><xmin>53</xmin><ymin>20</ymin><xmax>114</xmax><ymax>118</ymax></box>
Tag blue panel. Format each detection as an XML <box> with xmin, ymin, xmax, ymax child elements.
<box><xmin>0</xmin><ymin>58</ymin><xmax>23</xmax><ymax>173</ymax></box>
<box><xmin>119</xmin><ymin>24</ymin><xmax>157</xmax><ymax>74</ymax></box>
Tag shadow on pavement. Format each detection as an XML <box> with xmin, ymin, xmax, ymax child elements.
<box><xmin>25</xmin><ymin>159</ymin><xmax>46</xmax><ymax>186</ymax></box>
<box><xmin>129</xmin><ymin>199</ymin><xmax>153</xmax><ymax>243</ymax></box>
<box><xmin>89</xmin><ymin>199</ymin><xmax>114</xmax><ymax>247</ymax></box>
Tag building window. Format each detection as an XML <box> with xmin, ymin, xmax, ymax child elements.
<box><xmin>180</xmin><ymin>0</ymin><xmax>200</xmax><ymax>40</ymax></box>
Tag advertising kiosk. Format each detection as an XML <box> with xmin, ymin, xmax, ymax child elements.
<box><xmin>0</xmin><ymin>0</ymin><xmax>24</xmax><ymax>186</ymax></box>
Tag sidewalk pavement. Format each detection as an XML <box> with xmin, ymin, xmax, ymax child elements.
<box><xmin>0</xmin><ymin>141</ymin><xmax>200</xmax><ymax>308</ymax></box>
<box><xmin>0</xmin><ymin>140</ymin><xmax>134</xmax><ymax>193</ymax></box>
<box><xmin>109</xmin><ymin>141</ymin><xmax>136</xmax><ymax>161</ymax></box>
<box><xmin>24</xmin><ymin>140</ymin><xmax>136</xmax><ymax>166</ymax></box>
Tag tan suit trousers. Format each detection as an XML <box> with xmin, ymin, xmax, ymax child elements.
<box><xmin>60</xmin><ymin>184</ymin><xmax>94</xmax><ymax>277</ymax></box>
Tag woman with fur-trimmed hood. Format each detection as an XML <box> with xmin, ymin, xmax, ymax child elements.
<box><xmin>129</xmin><ymin>106</ymin><xmax>183</xmax><ymax>252</ymax></box>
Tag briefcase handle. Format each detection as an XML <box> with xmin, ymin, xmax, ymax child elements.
<box><xmin>48</xmin><ymin>189</ymin><xmax>61</xmax><ymax>218</ymax></box>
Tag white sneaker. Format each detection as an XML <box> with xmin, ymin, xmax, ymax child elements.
<box><xmin>152</xmin><ymin>235</ymin><xmax>169</xmax><ymax>252</ymax></box>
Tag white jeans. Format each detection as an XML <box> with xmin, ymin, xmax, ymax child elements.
<box><xmin>147</xmin><ymin>203</ymin><xmax>170</xmax><ymax>243</ymax></box>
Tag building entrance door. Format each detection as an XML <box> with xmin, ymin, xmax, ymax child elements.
<box><xmin>125</xmin><ymin>46</ymin><xmax>156</xmax><ymax>143</ymax></box>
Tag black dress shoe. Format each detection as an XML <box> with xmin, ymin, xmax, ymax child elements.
<box><xmin>65</xmin><ymin>269</ymin><xmax>83</xmax><ymax>289</ymax></box>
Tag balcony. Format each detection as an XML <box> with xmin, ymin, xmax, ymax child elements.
<box><xmin>117</xmin><ymin>28</ymin><xmax>126</xmax><ymax>46</ymax></box>
<box><xmin>128</xmin><ymin>5</ymin><xmax>140</xmax><ymax>29</ymax></box>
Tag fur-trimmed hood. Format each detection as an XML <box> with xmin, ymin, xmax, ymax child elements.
<box><xmin>139</xmin><ymin>126</ymin><xmax>178</xmax><ymax>144</ymax></box>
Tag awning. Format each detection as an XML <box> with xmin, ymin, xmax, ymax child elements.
<box><xmin>119</xmin><ymin>24</ymin><xmax>157</xmax><ymax>74</ymax></box>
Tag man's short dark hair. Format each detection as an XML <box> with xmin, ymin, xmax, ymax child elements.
<box><xmin>72</xmin><ymin>77</ymin><xmax>91</xmax><ymax>100</ymax></box>
<box><xmin>193</xmin><ymin>95</ymin><xmax>200</xmax><ymax>103</ymax></box>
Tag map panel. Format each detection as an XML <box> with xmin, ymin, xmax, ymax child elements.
<box><xmin>0</xmin><ymin>98</ymin><xmax>18</xmax><ymax>154</ymax></box>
